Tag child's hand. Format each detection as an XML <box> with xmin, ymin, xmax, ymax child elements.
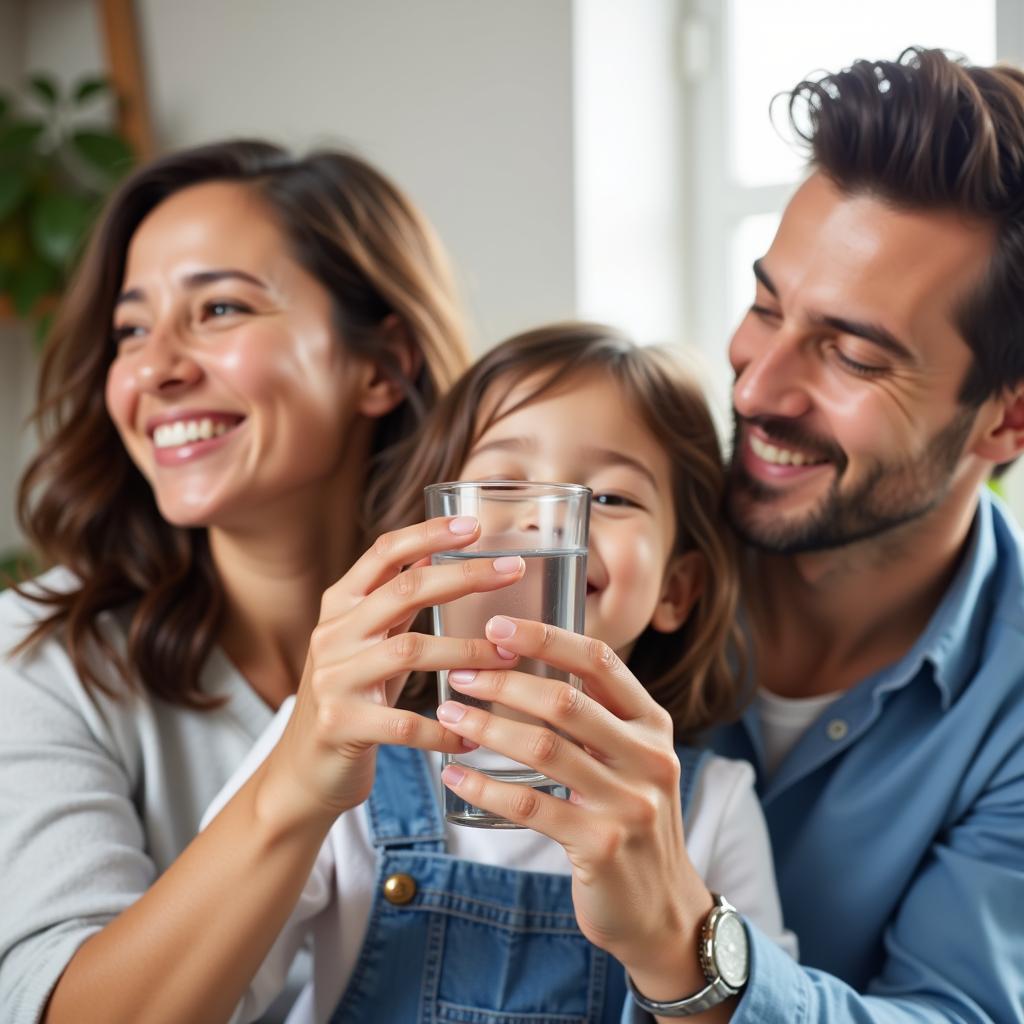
<box><xmin>260</xmin><ymin>518</ymin><xmax>523</xmax><ymax>828</ymax></box>
<box><xmin>435</xmin><ymin>616</ymin><xmax>714</xmax><ymax>989</ymax></box>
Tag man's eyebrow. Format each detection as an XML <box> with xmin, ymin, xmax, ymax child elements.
<box><xmin>753</xmin><ymin>258</ymin><xmax>913</xmax><ymax>362</ymax></box>
<box><xmin>752</xmin><ymin>259</ymin><xmax>777</xmax><ymax>296</ymax></box>
<box><xmin>816</xmin><ymin>315</ymin><xmax>915</xmax><ymax>362</ymax></box>
<box><xmin>114</xmin><ymin>269</ymin><xmax>268</xmax><ymax>308</ymax></box>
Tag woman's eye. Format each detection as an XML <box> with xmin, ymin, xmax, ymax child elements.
<box><xmin>111</xmin><ymin>324</ymin><xmax>146</xmax><ymax>347</ymax></box>
<box><xmin>202</xmin><ymin>300</ymin><xmax>250</xmax><ymax>320</ymax></box>
<box><xmin>750</xmin><ymin>303</ymin><xmax>781</xmax><ymax>321</ymax></box>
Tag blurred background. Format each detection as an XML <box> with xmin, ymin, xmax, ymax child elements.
<box><xmin>2</xmin><ymin>0</ymin><xmax>1023</xmax><ymax>569</ymax></box>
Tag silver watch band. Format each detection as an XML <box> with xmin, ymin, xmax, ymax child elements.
<box><xmin>626</xmin><ymin>971</ymin><xmax>734</xmax><ymax>1017</ymax></box>
<box><xmin>625</xmin><ymin>893</ymin><xmax>746</xmax><ymax>1017</ymax></box>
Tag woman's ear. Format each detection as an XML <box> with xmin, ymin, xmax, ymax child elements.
<box><xmin>651</xmin><ymin>551</ymin><xmax>705</xmax><ymax>634</ymax></box>
<box><xmin>357</xmin><ymin>313</ymin><xmax>425</xmax><ymax>419</ymax></box>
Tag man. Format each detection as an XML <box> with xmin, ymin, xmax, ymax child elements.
<box><xmin>699</xmin><ymin>46</ymin><xmax>1024</xmax><ymax>1023</ymax></box>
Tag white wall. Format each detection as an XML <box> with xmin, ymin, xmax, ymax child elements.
<box><xmin>138</xmin><ymin>0</ymin><xmax>579</xmax><ymax>349</ymax></box>
<box><xmin>573</xmin><ymin>0</ymin><xmax>684</xmax><ymax>347</ymax></box>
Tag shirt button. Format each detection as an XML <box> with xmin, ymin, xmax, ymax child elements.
<box><xmin>826</xmin><ymin>719</ymin><xmax>849</xmax><ymax>741</ymax></box>
<box><xmin>383</xmin><ymin>873</ymin><xmax>417</xmax><ymax>905</ymax></box>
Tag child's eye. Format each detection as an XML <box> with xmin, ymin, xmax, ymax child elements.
<box><xmin>593</xmin><ymin>493</ymin><xmax>639</xmax><ymax>509</ymax></box>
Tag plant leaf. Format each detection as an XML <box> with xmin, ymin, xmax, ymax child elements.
<box><xmin>71</xmin><ymin>130</ymin><xmax>134</xmax><ymax>181</ymax></box>
<box><xmin>0</xmin><ymin>218</ymin><xmax>28</xmax><ymax>269</ymax></box>
<box><xmin>0</xmin><ymin>120</ymin><xmax>46</xmax><ymax>156</ymax></box>
<box><xmin>73</xmin><ymin>76</ymin><xmax>110</xmax><ymax>105</ymax></box>
<box><xmin>33</xmin><ymin>309</ymin><xmax>55</xmax><ymax>350</ymax></box>
<box><xmin>8</xmin><ymin>257</ymin><xmax>58</xmax><ymax>316</ymax></box>
<box><xmin>30</xmin><ymin>192</ymin><xmax>95</xmax><ymax>269</ymax></box>
<box><xmin>26</xmin><ymin>74</ymin><xmax>60</xmax><ymax>107</ymax></box>
<box><xmin>0</xmin><ymin>168</ymin><xmax>29</xmax><ymax>219</ymax></box>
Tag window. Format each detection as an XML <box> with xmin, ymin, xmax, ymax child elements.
<box><xmin>682</xmin><ymin>0</ymin><xmax>1004</xmax><ymax>386</ymax></box>
<box><xmin>681</xmin><ymin>0</ymin><xmax>1024</xmax><ymax>515</ymax></box>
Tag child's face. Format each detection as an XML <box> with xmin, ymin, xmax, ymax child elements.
<box><xmin>459</xmin><ymin>369</ymin><xmax>695</xmax><ymax>658</ymax></box>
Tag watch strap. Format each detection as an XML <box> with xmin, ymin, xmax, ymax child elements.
<box><xmin>626</xmin><ymin>971</ymin><xmax>735</xmax><ymax>1017</ymax></box>
<box><xmin>625</xmin><ymin>893</ymin><xmax>745</xmax><ymax>1018</ymax></box>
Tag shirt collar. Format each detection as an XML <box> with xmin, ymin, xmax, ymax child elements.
<box><xmin>877</xmin><ymin>489</ymin><xmax>999</xmax><ymax>710</ymax></box>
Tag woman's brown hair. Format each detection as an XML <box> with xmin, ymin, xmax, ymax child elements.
<box><xmin>14</xmin><ymin>139</ymin><xmax>470</xmax><ymax>707</ymax></box>
<box><xmin>373</xmin><ymin>322</ymin><xmax>745</xmax><ymax>741</ymax></box>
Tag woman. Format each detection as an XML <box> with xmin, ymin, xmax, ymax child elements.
<box><xmin>0</xmin><ymin>139</ymin><xmax>475</xmax><ymax>1023</ymax></box>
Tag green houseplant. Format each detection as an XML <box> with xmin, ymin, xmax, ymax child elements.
<box><xmin>0</xmin><ymin>72</ymin><xmax>135</xmax><ymax>337</ymax></box>
<box><xmin>0</xmin><ymin>72</ymin><xmax>135</xmax><ymax>586</ymax></box>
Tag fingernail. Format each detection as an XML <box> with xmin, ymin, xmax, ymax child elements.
<box><xmin>487</xmin><ymin>616</ymin><xmax>516</xmax><ymax>639</ymax></box>
<box><xmin>492</xmin><ymin>556</ymin><xmax>523</xmax><ymax>574</ymax></box>
<box><xmin>449</xmin><ymin>516</ymin><xmax>478</xmax><ymax>535</ymax></box>
<box><xmin>496</xmin><ymin>646</ymin><xmax>517</xmax><ymax>660</ymax></box>
<box><xmin>460</xmin><ymin>739</ymin><xmax>479</xmax><ymax>752</ymax></box>
<box><xmin>448</xmin><ymin>669</ymin><xmax>478</xmax><ymax>686</ymax></box>
<box><xmin>443</xmin><ymin>765</ymin><xmax>467</xmax><ymax>786</ymax></box>
<box><xmin>436</xmin><ymin>701</ymin><xmax>467</xmax><ymax>723</ymax></box>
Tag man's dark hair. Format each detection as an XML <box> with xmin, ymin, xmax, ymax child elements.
<box><xmin>787</xmin><ymin>47</ymin><xmax>1024</xmax><ymax>420</ymax></box>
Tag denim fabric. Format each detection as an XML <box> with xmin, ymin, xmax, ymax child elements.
<box><xmin>706</xmin><ymin>490</ymin><xmax>1024</xmax><ymax>1023</ymax></box>
<box><xmin>330</xmin><ymin>743</ymin><xmax>707</xmax><ymax>1024</ymax></box>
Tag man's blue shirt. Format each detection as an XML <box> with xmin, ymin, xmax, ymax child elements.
<box><xmin>701</xmin><ymin>490</ymin><xmax>1024</xmax><ymax>1022</ymax></box>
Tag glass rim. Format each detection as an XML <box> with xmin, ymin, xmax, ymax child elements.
<box><xmin>424</xmin><ymin>480</ymin><xmax>591</xmax><ymax>499</ymax></box>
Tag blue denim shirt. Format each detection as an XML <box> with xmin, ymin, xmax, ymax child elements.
<box><xmin>706</xmin><ymin>490</ymin><xmax>1024</xmax><ymax>1023</ymax></box>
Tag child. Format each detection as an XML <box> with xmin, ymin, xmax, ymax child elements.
<box><xmin>205</xmin><ymin>323</ymin><xmax>794</xmax><ymax>1023</ymax></box>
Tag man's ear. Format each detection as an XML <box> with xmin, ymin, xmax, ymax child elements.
<box><xmin>970</xmin><ymin>384</ymin><xmax>1024</xmax><ymax>465</ymax></box>
<box><xmin>651</xmin><ymin>550</ymin><xmax>705</xmax><ymax>634</ymax></box>
<box><xmin>357</xmin><ymin>313</ymin><xmax>424</xmax><ymax>419</ymax></box>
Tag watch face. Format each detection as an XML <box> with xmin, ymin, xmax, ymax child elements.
<box><xmin>714</xmin><ymin>912</ymin><xmax>750</xmax><ymax>988</ymax></box>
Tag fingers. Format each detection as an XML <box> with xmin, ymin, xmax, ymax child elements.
<box><xmin>483</xmin><ymin>617</ymin><xmax>660</xmax><ymax>724</ymax></box>
<box><xmin>321</xmin><ymin>516</ymin><xmax>481</xmax><ymax>616</ymax></box>
<box><xmin>342</xmin><ymin>554</ymin><xmax>526</xmax><ymax>640</ymax></box>
<box><xmin>317</xmin><ymin>703</ymin><xmax>476</xmax><ymax>757</ymax></box>
<box><xmin>318</xmin><ymin>635</ymin><xmax>518</xmax><ymax>698</ymax></box>
<box><xmin>440</xmin><ymin>763</ymin><xmax>585</xmax><ymax>839</ymax></box>
<box><xmin>444</xmin><ymin>668</ymin><xmax>631</xmax><ymax>765</ymax></box>
<box><xmin>434</xmin><ymin>699</ymin><xmax>613</xmax><ymax>796</ymax></box>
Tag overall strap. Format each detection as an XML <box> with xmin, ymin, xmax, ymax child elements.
<box><xmin>676</xmin><ymin>745</ymin><xmax>712</xmax><ymax>832</ymax></box>
<box><xmin>364</xmin><ymin>744</ymin><xmax>446</xmax><ymax>850</ymax></box>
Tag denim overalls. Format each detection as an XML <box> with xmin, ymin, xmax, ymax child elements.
<box><xmin>330</xmin><ymin>743</ymin><xmax>708</xmax><ymax>1024</ymax></box>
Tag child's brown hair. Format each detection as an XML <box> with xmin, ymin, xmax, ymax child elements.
<box><xmin>368</xmin><ymin>322</ymin><xmax>745</xmax><ymax>741</ymax></box>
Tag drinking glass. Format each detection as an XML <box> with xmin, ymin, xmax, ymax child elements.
<box><xmin>424</xmin><ymin>481</ymin><xmax>590</xmax><ymax>827</ymax></box>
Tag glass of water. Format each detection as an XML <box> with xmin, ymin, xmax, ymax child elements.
<box><xmin>424</xmin><ymin>481</ymin><xmax>591</xmax><ymax>828</ymax></box>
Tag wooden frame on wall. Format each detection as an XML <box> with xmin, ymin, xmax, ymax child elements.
<box><xmin>96</xmin><ymin>0</ymin><xmax>155</xmax><ymax>161</ymax></box>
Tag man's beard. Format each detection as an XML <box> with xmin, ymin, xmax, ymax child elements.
<box><xmin>725</xmin><ymin>407</ymin><xmax>977</xmax><ymax>554</ymax></box>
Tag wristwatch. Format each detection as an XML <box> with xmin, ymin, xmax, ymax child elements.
<box><xmin>626</xmin><ymin>894</ymin><xmax>750</xmax><ymax>1017</ymax></box>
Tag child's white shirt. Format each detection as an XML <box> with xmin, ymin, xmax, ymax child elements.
<box><xmin>204</xmin><ymin>698</ymin><xmax>796</xmax><ymax>1024</ymax></box>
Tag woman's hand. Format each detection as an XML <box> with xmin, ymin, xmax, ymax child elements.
<box><xmin>434</xmin><ymin>616</ymin><xmax>714</xmax><ymax>987</ymax></box>
<box><xmin>261</xmin><ymin>518</ymin><xmax>524</xmax><ymax>829</ymax></box>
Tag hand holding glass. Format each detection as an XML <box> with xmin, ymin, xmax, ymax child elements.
<box><xmin>425</xmin><ymin>481</ymin><xmax>590</xmax><ymax>827</ymax></box>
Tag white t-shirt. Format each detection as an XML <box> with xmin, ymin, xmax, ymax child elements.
<box><xmin>205</xmin><ymin>698</ymin><xmax>798</xmax><ymax>1024</ymax></box>
<box><xmin>757</xmin><ymin>687</ymin><xmax>845</xmax><ymax>777</ymax></box>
